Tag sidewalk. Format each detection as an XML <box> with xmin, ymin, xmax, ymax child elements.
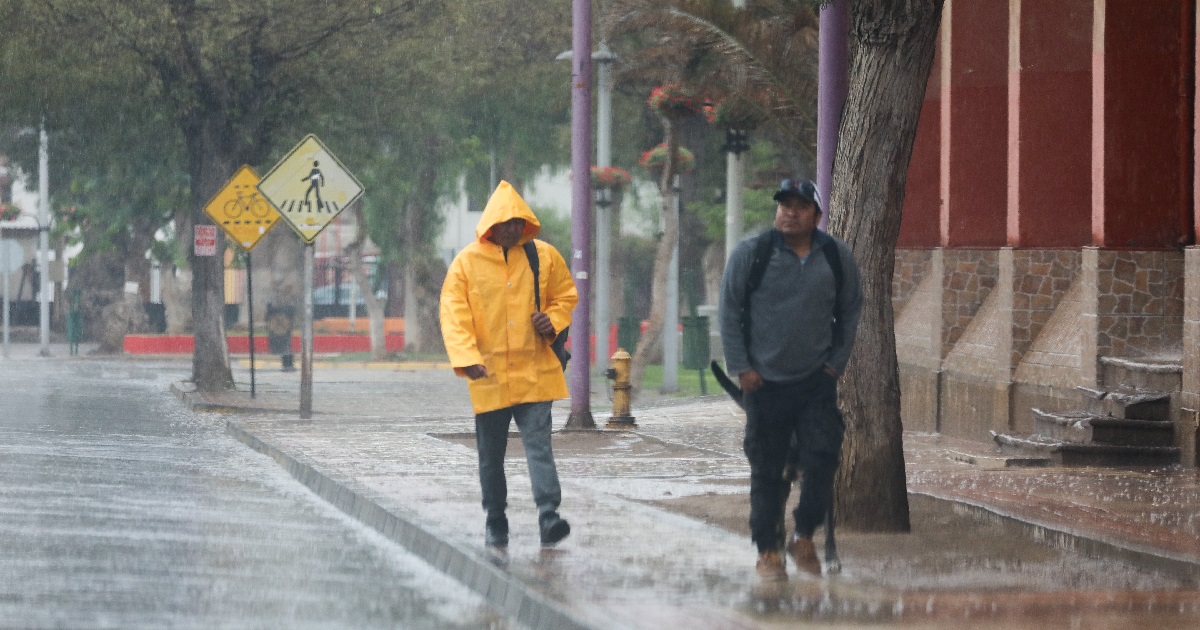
<box><xmin>176</xmin><ymin>364</ymin><xmax>1200</xmax><ymax>629</ymax></box>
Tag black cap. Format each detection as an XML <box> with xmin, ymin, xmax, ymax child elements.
<box><xmin>773</xmin><ymin>178</ymin><xmax>822</xmax><ymax>212</ymax></box>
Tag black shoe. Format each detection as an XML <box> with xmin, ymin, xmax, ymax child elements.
<box><xmin>539</xmin><ymin>513</ymin><xmax>570</xmax><ymax>546</ymax></box>
<box><xmin>485</xmin><ymin>515</ymin><xmax>509</xmax><ymax>548</ymax></box>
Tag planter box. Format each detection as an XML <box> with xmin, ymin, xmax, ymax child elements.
<box><xmin>123</xmin><ymin>333</ymin><xmax>405</xmax><ymax>354</ymax></box>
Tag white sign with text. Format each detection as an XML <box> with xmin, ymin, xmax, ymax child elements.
<box><xmin>194</xmin><ymin>225</ymin><xmax>218</xmax><ymax>257</ymax></box>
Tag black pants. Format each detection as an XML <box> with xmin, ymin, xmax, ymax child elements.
<box><xmin>743</xmin><ymin>370</ymin><xmax>844</xmax><ymax>552</ymax></box>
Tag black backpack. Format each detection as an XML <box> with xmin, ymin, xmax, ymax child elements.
<box><xmin>524</xmin><ymin>240</ymin><xmax>571</xmax><ymax>370</ymax></box>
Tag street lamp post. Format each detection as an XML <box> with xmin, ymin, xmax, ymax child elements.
<box><xmin>38</xmin><ymin>121</ymin><xmax>50</xmax><ymax>357</ymax></box>
<box><xmin>661</xmin><ymin>174</ymin><xmax>680</xmax><ymax>393</ymax></box>
<box><xmin>593</xmin><ymin>43</ymin><xmax>617</xmax><ymax>375</ymax></box>
<box><xmin>594</xmin><ymin>185</ymin><xmax>613</xmax><ymax>371</ymax></box>
<box><xmin>724</xmin><ymin>127</ymin><xmax>750</xmax><ymax>265</ymax></box>
<box><xmin>557</xmin><ymin>45</ymin><xmax>618</xmax><ymax>379</ymax></box>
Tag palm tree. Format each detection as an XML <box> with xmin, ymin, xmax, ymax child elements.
<box><xmin>606</xmin><ymin>0</ymin><xmax>820</xmax><ymax>145</ymax></box>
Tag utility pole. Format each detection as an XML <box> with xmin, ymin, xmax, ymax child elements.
<box><xmin>565</xmin><ymin>0</ymin><xmax>595</xmax><ymax>429</ymax></box>
<box><xmin>38</xmin><ymin>121</ymin><xmax>50</xmax><ymax>357</ymax></box>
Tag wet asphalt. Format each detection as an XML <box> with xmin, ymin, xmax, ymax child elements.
<box><xmin>0</xmin><ymin>346</ymin><xmax>509</xmax><ymax>629</ymax></box>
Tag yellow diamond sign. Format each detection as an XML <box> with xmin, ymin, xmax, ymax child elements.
<box><xmin>256</xmin><ymin>134</ymin><xmax>363</xmax><ymax>244</ymax></box>
<box><xmin>203</xmin><ymin>165</ymin><xmax>280</xmax><ymax>251</ymax></box>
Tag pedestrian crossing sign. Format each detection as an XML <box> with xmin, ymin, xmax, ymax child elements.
<box><xmin>256</xmin><ymin>134</ymin><xmax>364</xmax><ymax>244</ymax></box>
<box><xmin>203</xmin><ymin>165</ymin><xmax>280</xmax><ymax>251</ymax></box>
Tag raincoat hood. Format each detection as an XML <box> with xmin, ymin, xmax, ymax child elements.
<box><xmin>476</xmin><ymin>181</ymin><xmax>542</xmax><ymax>245</ymax></box>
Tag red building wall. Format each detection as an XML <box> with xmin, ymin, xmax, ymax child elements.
<box><xmin>899</xmin><ymin>45</ymin><xmax>942</xmax><ymax>248</ymax></box>
<box><xmin>1011</xmin><ymin>0</ymin><xmax>1093</xmax><ymax>247</ymax></box>
<box><xmin>945</xmin><ymin>0</ymin><xmax>1009</xmax><ymax>247</ymax></box>
<box><xmin>1097</xmin><ymin>0</ymin><xmax>1193</xmax><ymax>248</ymax></box>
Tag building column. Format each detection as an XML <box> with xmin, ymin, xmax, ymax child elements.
<box><xmin>1007</xmin><ymin>0</ymin><xmax>1093</xmax><ymax>247</ymax></box>
<box><xmin>1182</xmin><ymin>248</ymin><xmax>1200</xmax><ymax>467</ymax></box>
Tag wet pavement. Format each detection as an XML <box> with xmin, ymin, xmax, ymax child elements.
<box><xmin>0</xmin><ymin>345</ymin><xmax>512</xmax><ymax>629</ymax></box>
<box><xmin>165</xmin><ymin>355</ymin><xmax>1200</xmax><ymax>629</ymax></box>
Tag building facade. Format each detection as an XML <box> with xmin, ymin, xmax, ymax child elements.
<box><xmin>893</xmin><ymin>0</ymin><xmax>1200</xmax><ymax>465</ymax></box>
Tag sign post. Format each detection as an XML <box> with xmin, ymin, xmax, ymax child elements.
<box><xmin>257</xmin><ymin>135</ymin><xmax>363</xmax><ymax>419</ymax></box>
<box><xmin>204</xmin><ymin>164</ymin><xmax>281</xmax><ymax>399</ymax></box>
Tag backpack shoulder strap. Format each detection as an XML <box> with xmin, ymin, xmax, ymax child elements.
<box><xmin>740</xmin><ymin>230</ymin><xmax>776</xmax><ymax>354</ymax></box>
<box><xmin>745</xmin><ymin>230</ymin><xmax>775</xmax><ymax>302</ymax></box>
<box><xmin>523</xmin><ymin>240</ymin><xmax>541</xmax><ymax>311</ymax></box>
<box><xmin>821</xmin><ymin>237</ymin><xmax>843</xmax><ymax>297</ymax></box>
<box><xmin>821</xmin><ymin>236</ymin><xmax>845</xmax><ymax>345</ymax></box>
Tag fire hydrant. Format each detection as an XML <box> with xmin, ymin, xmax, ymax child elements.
<box><xmin>605</xmin><ymin>348</ymin><xmax>637</xmax><ymax>429</ymax></box>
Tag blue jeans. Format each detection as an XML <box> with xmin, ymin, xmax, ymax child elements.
<box><xmin>474</xmin><ymin>401</ymin><xmax>562</xmax><ymax>520</ymax></box>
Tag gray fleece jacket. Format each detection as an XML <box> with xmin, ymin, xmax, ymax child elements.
<box><xmin>718</xmin><ymin>229</ymin><xmax>863</xmax><ymax>383</ymax></box>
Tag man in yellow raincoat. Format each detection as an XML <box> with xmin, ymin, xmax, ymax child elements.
<box><xmin>439</xmin><ymin>181</ymin><xmax>578</xmax><ymax>549</ymax></box>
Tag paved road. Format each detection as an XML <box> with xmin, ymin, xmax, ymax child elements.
<box><xmin>0</xmin><ymin>353</ymin><xmax>509</xmax><ymax>629</ymax></box>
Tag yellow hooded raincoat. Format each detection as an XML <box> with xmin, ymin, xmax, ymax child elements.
<box><xmin>439</xmin><ymin>181</ymin><xmax>578</xmax><ymax>414</ymax></box>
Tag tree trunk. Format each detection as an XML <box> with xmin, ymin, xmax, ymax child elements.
<box><xmin>399</xmin><ymin>136</ymin><xmax>446</xmax><ymax>356</ymax></box>
<box><xmin>186</xmin><ymin>124</ymin><xmax>235</xmax><ymax>391</ymax></box>
<box><xmin>259</xmin><ymin>226</ymin><xmax>304</xmax><ymax>319</ymax></box>
<box><xmin>629</xmin><ymin>117</ymin><xmax>682</xmax><ymax>397</ymax></box>
<box><xmin>828</xmin><ymin>0</ymin><xmax>944</xmax><ymax>532</ymax></box>
<box><xmin>403</xmin><ymin>262</ymin><xmax>421</xmax><ymax>353</ymax></box>
<box><xmin>162</xmin><ymin>267</ymin><xmax>193</xmax><ymax>334</ymax></box>
<box><xmin>163</xmin><ymin>210</ymin><xmax>194</xmax><ymax>334</ymax></box>
<box><xmin>346</xmin><ymin>202</ymin><xmax>386</xmax><ymax>360</ymax></box>
<box><xmin>702</xmin><ymin>242</ymin><xmax>724</xmax><ymax>307</ymax></box>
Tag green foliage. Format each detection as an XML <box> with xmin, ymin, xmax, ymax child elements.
<box><xmin>0</xmin><ymin>8</ymin><xmax>188</xmax><ymax>267</ymax></box>
<box><xmin>638</xmin><ymin>363</ymin><xmax>714</xmax><ymax>398</ymax></box>
<box><xmin>531</xmin><ymin>207</ymin><xmax>572</xmax><ymax>258</ymax></box>
<box><xmin>689</xmin><ymin>139</ymin><xmax>788</xmax><ymax>243</ymax></box>
<box><xmin>618</xmin><ymin>232</ymin><xmax>659</xmax><ymax>319</ymax></box>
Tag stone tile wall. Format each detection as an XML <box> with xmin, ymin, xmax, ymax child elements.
<box><xmin>894</xmin><ymin>251</ymin><xmax>942</xmax><ymax>369</ymax></box>
<box><xmin>941</xmin><ymin>250</ymin><xmax>1000</xmax><ymax>356</ymax></box>
<box><xmin>1094</xmin><ymin>250</ymin><xmax>1184</xmax><ymax>358</ymax></box>
<box><xmin>893</xmin><ymin>249</ymin><xmax>933</xmax><ymax>312</ymax></box>
<box><xmin>1011</xmin><ymin>250</ymin><xmax>1081</xmax><ymax>365</ymax></box>
<box><xmin>894</xmin><ymin>250</ymin><xmax>942</xmax><ymax>433</ymax></box>
<box><xmin>934</xmin><ymin>250</ymin><xmax>1004</xmax><ymax>440</ymax></box>
<box><xmin>891</xmin><ymin>246</ymin><xmax>1189</xmax><ymax>451</ymax></box>
<box><xmin>1013</xmin><ymin>279</ymin><xmax>1086</xmax><ymax>389</ymax></box>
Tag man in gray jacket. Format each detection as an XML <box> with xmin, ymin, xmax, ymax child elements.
<box><xmin>718</xmin><ymin>178</ymin><xmax>862</xmax><ymax>580</ymax></box>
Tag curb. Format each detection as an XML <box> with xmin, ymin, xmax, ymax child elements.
<box><xmin>914</xmin><ymin>491</ymin><xmax>1200</xmax><ymax>584</ymax></box>
<box><xmin>170</xmin><ymin>381</ymin><xmax>300</xmax><ymax>415</ymax></box>
<box><xmin>223</xmin><ymin>419</ymin><xmax>596</xmax><ymax>630</ymax></box>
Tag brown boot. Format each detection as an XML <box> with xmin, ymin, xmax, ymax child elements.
<box><xmin>755</xmin><ymin>549</ymin><xmax>787</xmax><ymax>581</ymax></box>
<box><xmin>787</xmin><ymin>535</ymin><xmax>822</xmax><ymax>576</ymax></box>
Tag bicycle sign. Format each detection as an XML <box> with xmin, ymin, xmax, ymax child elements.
<box><xmin>204</xmin><ymin>165</ymin><xmax>280</xmax><ymax>251</ymax></box>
